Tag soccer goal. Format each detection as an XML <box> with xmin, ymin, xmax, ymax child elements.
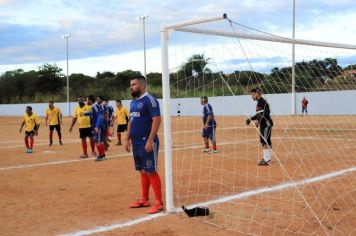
<box><xmin>160</xmin><ymin>14</ymin><xmax>356</xmax><ymax>235</ymax></box>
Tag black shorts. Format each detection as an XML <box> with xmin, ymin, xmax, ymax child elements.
<box><xmin>25</xmin><ymin>130</ymin><xmax>35</xmax><ymax>136</ymax></box>
<box><xmin>79</xmin><ymin>127</ymin><xmax>93</xmax><ymax>139</ymax></box>
<box><xmin>117</xmin><ymin>124</ymin><xmax>128</xmax><ymax>133</ymax></box>
<box><xmin>260</xmin><ymin>125</ymin><xmax>272</xmax><ymax>147</ymax></box>
<box><xmin>49</xmin><ymin>124</ymin><xmax>61</xmax><ymax>132</ymax></box>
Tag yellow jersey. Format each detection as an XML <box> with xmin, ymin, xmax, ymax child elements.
<box><xmin>74</xmin><ymin>104</ymin><xmax>92</xmax><ymax>128</ymax></box>
<box><xmin>46</xmin><ymin>107</ymin><xmax>62</xmax><ymax>126</ymax></box>
<box><xmin>115</xmin><ymin>106</ymin><xmax>130</xmax><ymax>125</ymax></box>
<box><xmin>24</xmin><ymin>113</ymin><xmax>40</xmax><ymax>132</ymax></box>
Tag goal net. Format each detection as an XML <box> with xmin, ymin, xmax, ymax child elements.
<box><xmin>161</xmin><ymin>15</ymin><xmax>356</xmax><ymax>235</ymax></box>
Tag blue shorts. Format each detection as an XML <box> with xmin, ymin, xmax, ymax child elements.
<box><xmin>202</xmin><ymin>126</ymin><xmax>216</xmax><ymax>140</ymax></box>
<box><xmin>93</xmin><ymin>128</ymin><xmax>106</xmax><ymax>143</ymax></box>
<box><xmin>132</xmin><ymin>138</ymin><xmax>159</xmax><ymax>173</ymax></box>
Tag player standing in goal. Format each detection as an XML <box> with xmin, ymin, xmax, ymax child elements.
<box><xmin>246</xmin><ymin>88</ymin><xmax>273</xmax><ymax>166</ymax></box>
<box><xmin>126</xmin><ymin>75</ymin><xmax>164</xmax><ymax>214</ymax></box>
<box><xmin>302</xmin><ymin>97</ymin><xmax>309</xmax><ymax>116</ymax></box>
<box><xmin>45</xmin><ymin>101</ymin><xmax>63</xmax><ymax>146</ymax></box>
<box><xmin>201</xmin><ymin>96</ymin><xmax>218</xmax><ymax>154</ymax></box>
<box><xmin>19</xmin><ymin>106</ymin><xmax>40</xmax><ymax>153</ymax></box>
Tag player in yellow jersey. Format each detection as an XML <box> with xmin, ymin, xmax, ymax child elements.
<box><xmin>45</xmin><ymin>101</ymin><xmax>63</xmax><ymax>146</ymax></box>
<box><xmin>111</xmin><ymin>99</ymin><xmax>130</xmax><ymax>145</ymax></box>
<box><xmin>69</xmin><ymin>96</ymin><xmax>96</xmax><ymax>158</ymax></box>
<box><xmin>19</xmin><ymin>106</ymin><xmax>40</xmax><ymax>153</ymax></box>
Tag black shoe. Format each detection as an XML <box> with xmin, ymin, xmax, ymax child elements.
<box><xmin>258</xmin><ymin>159</ymin><xmax>270</xmax><ymax>166</ymax></box>
<box><xmin>59</xmin><ymin>141</ymin><xmax>63</xmax><ymax>146</ymax></box>
<box><xmin>95</xmin><ymin>155</ymin><xmax>106</xmax><ymax>161</ymax></box>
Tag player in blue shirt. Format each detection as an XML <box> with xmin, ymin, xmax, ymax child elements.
<box><xmin>201</xmin><ymin>96</ymin><xmax>218</xmax><ymax>154</ymax></box>
<box><xmin>82</xmin><ymin>95</ymin><xmax>107</xmax><ymax>161</ymax></box>
<box><xmin>125</xmin><ymin>75</ymin><xmax>163</xmax><ymax>214</ymax></box>
<box><xmin>103</xmin><ymin>99</ymin><xmax>114</xmax><ymax>143</ymax></box>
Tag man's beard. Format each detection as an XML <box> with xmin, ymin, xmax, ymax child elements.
<box><xmin>131</xmin><ymin>91</ymin><xmax>141</xmax><ymax>98</ymax></box>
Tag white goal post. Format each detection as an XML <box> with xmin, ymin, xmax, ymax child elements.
<box><xmin>160</xmin><ymin>14</ymin><xmax>356</xmax><ymax>213</ymax></box>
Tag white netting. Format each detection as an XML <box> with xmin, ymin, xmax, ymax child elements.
<box><xmin>165</xmin><ymin>17</ymin><xmax>356</xmax><ymax>235</ymax></box>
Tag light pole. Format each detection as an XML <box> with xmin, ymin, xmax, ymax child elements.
<box><xmin>63</xmin><ymin>34</ymin><xmax>70</xmax><ymax>117</ymax></box>
<box><xmin>138</xmin><ymin>14</ymin><xmax>148</xmax><ymax>78</ymax></box>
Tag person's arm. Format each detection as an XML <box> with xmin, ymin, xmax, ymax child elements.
<box><xmin>59</xmin><ymin>109</ymin><xmax>63</xmax><ymax>124</ymax></box>
<box><xmin>94</xmin><ymin>114</ymin><xmax>103</xmax><ymax>134</ymax></box>
<box><xmin>145</xmin><ymin>116</ymin><xmax>161</xmax><ymax>152</ymax></box>
<box><xmin>125</xmin><ymin>120</ymin><xmax>131</xmax><ymax>152</ymax></box>
<box><xmin>204</xmin><ymin>115</ymin><xmax>212</xmax><ymax>129</ymax></box>
<box><xmin>19</xmin><ymin>120</ymin><xmax>25</xmax><ymax>133</ymax></box>
<box><xmin>35</xmin><ymin>117</ymin><xmax>40</xmax><ymax>136</ymax></box>
<box><xmin>45</xmin><ymin>111</ymin><xmax>48</xmax><ymax>126</ymax></box>
<box><xmin>69</xmin><ymin>117</ymin><xmax>77</xmax><ymax>132</ymax></box>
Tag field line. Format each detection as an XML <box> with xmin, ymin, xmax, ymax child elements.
<box><xmin>61</xmin><ymin>166</ymin><xmax>356</xmax><ymax>236</ymax></box>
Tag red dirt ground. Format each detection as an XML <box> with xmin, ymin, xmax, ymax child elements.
<box><xmin>0</xmin><ymin>116</ymin><xmax>355</xmax><ymax>235</ymax></box>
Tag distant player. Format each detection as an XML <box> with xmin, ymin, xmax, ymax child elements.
<box><xmin>111</xmin><ymin>99</ymin><xmax>130</xmax><ymax>145</ymax></box>
<box><xmin>103</xmin><ymin>99</ymin><xmax>114</xmax><ymax>143</ymax></box>
<box><xmin>126</xmin><ymin>75</ymin><xmax>163</xmax><ymax>214</ymax></box>
<box><xmin>69</xmin><ymin>96</ymin><xmax>96</xmax><ymax>158</ymax></box>
<box><xmin>82</xmin><ymin>95</ymin><xmax>107</xmax><ymax>161</ymax></box>
<box><xmin>201</xmin><ymin>96</ymin><xmax>217</xmax><ymax>154</ymax></box>
<box><xmin>302</xmin><ymin>97</ymin><xmax>309</xmax><ymax>116</ymax></box>
<box><xmin>177</xmin><ymin>103</ymin><xmax>181</xmax><ymax>117</ymax></box>
<box><xmin>45</xmin><ymin>101</ymin><xmax>63</xmax><ymax>146</ymax></box>
<box><xmin>19</xmin><ymin>106</ymin><xmax>40</xmax><ymax>153</ymax></box>
<box><xmin>246</xmin><ymin>88</ymin><xmax>273</xmax><ymax>166</ymax></box>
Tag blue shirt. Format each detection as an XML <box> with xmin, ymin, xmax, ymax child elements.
<box><xmin>85</xmin><ymin>102</ymin><xmax>107</xmax><ymax>128</ymax></box>
<box><xmin>129</xmin><ymin>92</ymin><xmax>160</xmax><ymax>145</ymax></box>
<box><xmin>203</xmin><ymin>103</ymin><xmax>216</xmax><ymax>127</ymax></box>
<box><xmin>106</xmin><ymin>105</ymin><xmax>114</xmax><ymax>123</ymax></box>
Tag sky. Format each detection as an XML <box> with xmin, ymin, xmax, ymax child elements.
<box><xmin>0</xmin><ymin>0</ymin><xmax>355</xmax><ymax>76</ymax></box>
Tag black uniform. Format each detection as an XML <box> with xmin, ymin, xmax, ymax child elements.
<box><xmin>251</xmin><ymin>97</ymin><xmax>273</xmax><ymax>146</ymax></box>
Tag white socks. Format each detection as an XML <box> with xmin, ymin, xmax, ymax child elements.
<box><xmin>263</xmin><ymin>149</ymin><xmax>272</xmax><ymax>162</ymax></box>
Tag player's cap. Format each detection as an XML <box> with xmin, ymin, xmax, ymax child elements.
<box><xmin>201</xmin><ymin>96</ymin><xmax>208</xmax><ymax>100</ymax></box>
<box><xmin>251</xmin><ymin>87</ymin><xmax>262</xmax><ymax>94</ymax></box>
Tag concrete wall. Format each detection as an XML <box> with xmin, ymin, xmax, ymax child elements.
<box><xmin>1</xmin><ymin>90</ymin><xmax>356</xmax><ymax>117</ymax></box>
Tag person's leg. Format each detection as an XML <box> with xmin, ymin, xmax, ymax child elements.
<box><xmin>259</xmin><ymin>126</ymin><xmax>272</xmax><ymax>165</ymax></box>
<box><xmin>49</xmin><ymin>125</ymin><xmax>54</xmax><ymax>145</ymax></box>
<box><xmin>24</xmin><ymin>134</ymin><xmax>29</xmax><ymax>150</ymax></box>
<box><xmin>56</xmin><ymin>125</ymin><xmax>62</xmax><ymax>144</ymax></box>
<box><xmin>29</xmin><ymin>134</ymin><xmax>34</xmax><ymax>151</ymax></box>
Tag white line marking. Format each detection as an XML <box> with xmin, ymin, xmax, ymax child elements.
<box><xmin>61</xmin><ymin>166</ymin><xmax>356</xmax><ymax>236</ymax></box>
<box><xmin>1</xmin><ymin>135</ymin><xmax>354</xmax><ymax>172</ymax></box>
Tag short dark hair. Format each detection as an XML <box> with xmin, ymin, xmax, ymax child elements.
<box><xmin>97</xmin><ymin>95</ymin><xmax>104</xmax><ymax>100</ymax></box>
<box><xmin>131</xmin><ymin>75</ymin><xmax>146</xmax><ymax>82</ymax></box>
<box><xmin>87</xmin><ymin>95</ymin><xmax>95</xmax><ymax>103</ymax></box>
<box><xmin>201</xmin><ymin>96</ymin><xmax>208</xmax><ymax>100</ymax></box>
<box><xmin>116</xmin><ymin>99</ymin><xmax>122</xmax><ymax>103</ymax></box>
<box><xmin>48</xmin><ymin>100</ymin><xmax>54</xmax><ymax>104</ymax></box>
<box><xmin>103</xmin><ymin>98</ymin><xmax>109</xmax><ymax>102</ymax></box>
<box><xmin>251</xmin><ymin>87</ymin><xmax>262</xmax><ymax>94</ymax></box>
<box><xmin>26</xmin><ymin>106</ymin><xmax>32</xmax><ymax>111</ymax></box>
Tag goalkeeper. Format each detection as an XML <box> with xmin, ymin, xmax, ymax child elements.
<box><xmin>246</xmin><ymin>88</ymin><xmax>273</xmax><ymax>166</ymax></box>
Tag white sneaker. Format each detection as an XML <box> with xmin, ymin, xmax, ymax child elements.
<box><xmin>209</xmin><ymin>150</ymin><xmax>218</xmax><ymax>154</ymax></box>
<box><xmin>202</xmin><ymin>148</ymin><xmax>210</xmax><ymax>153</ymax></box>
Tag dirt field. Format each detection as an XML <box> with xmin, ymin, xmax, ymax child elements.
<box><xmin>0</xmin><ymin>115</ymin><xmax>355</xmax><ymax>236</ymax></box>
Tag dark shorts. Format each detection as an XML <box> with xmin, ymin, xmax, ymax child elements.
<box><xmin>202</xmin><ymin>126</ymin><xmax>216</xmax><ymax>140</ymax></box>
<box><xmin>79</xmin><ymin>127</ymin><xmax>93</xmax><ymax>139</ymax></box>
<box><xmin>25</xmin><ymin>130</ymin><xmax>35</xmax><ymax>136</ymax></box>
<box><xmin>302</xmin><ymin>107</ymin><xmax>308</xmax><ymax>113</ymax></box>
<box><xmin>93</xmin><ymin>128</ymin><xmax>106</xmax><ymax>143</ymax></box>
<box><xmin>117</xmin><ymin>124</ymin><xmax>128</xmax><ymax>133</ymax></box>
<box><xmin>260</xmin><ymin>125</ymin><xmax>272</xmax><ymax>146</ymax></box>
<box><xmin>133</xmin><ymin>138</ymin><xmax>159</xmax><ymax>173</ymax></box>
<box><xmin>49</xmin><ymin>124</ymin><xmax>61</xmax><ymax>132</ymax></box>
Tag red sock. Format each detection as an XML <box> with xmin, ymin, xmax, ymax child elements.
<box><xmin>81</xmin><ymin>140</ymin><xmax>88</xmax><ymax>155</ymax></box>
<box><xmin>148</xmin><ymin>172</ymin><xmax>162</xmax><ymax>203</ymax></box>
<box><xmin>117</xmin><ymin>133</ymin><xmax>121</xmax><ymax>143</ymax></box>
<box><xmin>90</xmin><ymin>139</ymin><xmax>95</xmax><ymax>153</ymax></box>
<box><xmin>213</xmin><ymin>143</ymin><xmax>217</xmax><ymax>150</ymax></box>
<box><xmin>24</xmin><ymin>137</ymin><xmax>29</xmax><ymax>149</ymax></box>
<box><xmin>29</xmin><ymin>136</ymin><xmax>34</xmax><ymax>149</ymax></box>
<box><xmin>100</xmin><ymin>144</ymin><xmax>106</xmax><ymax>155</ymax></box>
<box><xmin>141</xmin><ymin>173</ymin><xmax>150</xmax><ymax>200</ymax></box>
<box><xmin>96</xmin><ymin>144</ymin><xmax>106</xmax><ymax>156</ymax></box>
<box><xmin>49</xmin><ymin>131</ymin><xmax>53</xmax><ymax>142</ymax></box>
<box><xmin>58</xmin><ymin>134</ymin><xmax>62</xmax><ymax>141</ymax></box>
<box><xmin>205</xmin><ymin>141</ymin><xmax>209</xmax><ymax>149</ymax></box>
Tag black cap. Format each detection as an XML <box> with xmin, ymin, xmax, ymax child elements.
<box><xmin>251</xmin><ymin>87</ymin><xmax>262</xmax><ymax>94</ymax></box>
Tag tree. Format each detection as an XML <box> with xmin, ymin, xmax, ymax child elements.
<box><xmin>36</xmin><ymin>63</ymin><xmax>64</xmax><ymax>93</ymax></box>
<box><xmin>177</xmin><ymin>54</ymin><xmax>211</xmax><ymax>88</ymax></box>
